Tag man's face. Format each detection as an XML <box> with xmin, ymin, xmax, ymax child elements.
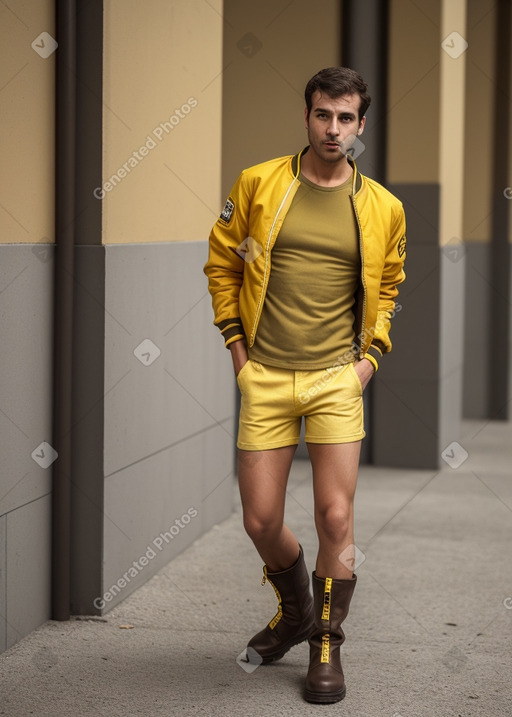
<box><xmin>304</xmin><ymin>90</ymin><xmax>366</xmax><ymax>164</ymax></box>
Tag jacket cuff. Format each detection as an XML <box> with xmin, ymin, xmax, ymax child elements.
<box><xmin>363</xmin><ymin>344</ymin><xmax>383</xmax><ymax>373</ymax></box>
<box><xmin>225</xmin><ymin>333</ymin><xmax>246</xmax><ymax>349</ymax></box>
<box><xmin>215</xmin><ymin>317</ymin><xmax>246</xmax><ymax>348</ymax></box>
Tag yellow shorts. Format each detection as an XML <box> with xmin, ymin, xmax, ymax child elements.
<box><xmin>236</xmin><ymin>360</ymin><xmax>365</xmax><ymax>451</ymax></box>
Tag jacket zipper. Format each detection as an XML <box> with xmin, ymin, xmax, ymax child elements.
<box><xmin>351</xmin><ymin>194</ymin><xmax>367</xmax><ymax>357</ymax></box>
<box><xmin>249</xmin><ymin>177</ymin><xmax>298</xmax><ymax>346</ymax></box>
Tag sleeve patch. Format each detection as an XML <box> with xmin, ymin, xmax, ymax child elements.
<box><xmin>220</xmin><ymin>198</ymin><xmax>235</xmax><ymax>223</ymax></box>
<box><xmin>398</xmin><ymin>235</ymin><xmax>406</xmax><ymax>258</ymax></box>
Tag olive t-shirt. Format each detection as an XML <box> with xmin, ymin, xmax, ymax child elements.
<box><xmin>249</xmin><ymin>171</ymin><xmax>360</xmax><ymax>369</ymax></box>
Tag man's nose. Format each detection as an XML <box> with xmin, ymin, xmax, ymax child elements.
<box><xmin>327</xmin><ymin>118</ymin><xmax>339</xmax><ymax>135</ymax></box>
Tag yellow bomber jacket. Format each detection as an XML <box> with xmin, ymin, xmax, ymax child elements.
<box><xmin>203</xmin><ymin>147</ymin><xmax>406</xmax><ymax>371</ymax></box>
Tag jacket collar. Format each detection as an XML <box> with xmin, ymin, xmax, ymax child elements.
<box><xmin>291</xmin><ymin>146</ymin><xmax>362</xmax><ymax>194</ymax></box>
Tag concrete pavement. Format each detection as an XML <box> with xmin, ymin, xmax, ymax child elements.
<box><xmin>0</xmin><ymin>419</ymin><xmax>511</xmax><ymax>716</ymax></box>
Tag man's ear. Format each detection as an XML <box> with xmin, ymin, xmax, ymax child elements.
<box><xmin>304</xmin><ymin>106</ymin><xmax>309</xmax><ymax>129</ymax></box>
<box><xmin>357</xmin><ymin>116</ymin><xmax>366</xmax><ymax>135</ymax></box>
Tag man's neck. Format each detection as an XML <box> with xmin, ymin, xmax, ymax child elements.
<box><xmin>300</xmin><ymin>150</ymin><xmax>353</xmax><ymax>187</ymax></box>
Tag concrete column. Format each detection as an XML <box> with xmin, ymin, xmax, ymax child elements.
<box><xmin>489</xmin><ymin>0</ymin><xmax>511</xmax><ymax>419</ymax></box>
<box><xmin>462</xmin><ymin>0</ymin><xmax>497</xmax><ymax>419</ymax></box>
<box><xmin>438</xmin><ymin>0</ymin><xmax>467</xmax><ymax>455</ymax></box>
<box><xmin>342</xmin><ymin>0</ymin><xmax>388</xmax><ymax>184</ymax></box>
<box><xmin>371</xmin><ymin>0</ymin><xmax>469</xmax><ymax>469</ymax></box>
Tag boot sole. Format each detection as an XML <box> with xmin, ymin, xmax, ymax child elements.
<box><xmin>304</xmin><ymin>686</ymin><xmax>346</xmax><ymax>704</ymax></box>
<box><xmin>256</xmin><ymin>627</ymin><xmax>314</xmax><ymax>665</ymax></box>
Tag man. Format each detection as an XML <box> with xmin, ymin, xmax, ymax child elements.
<box><xmin>204</xmin><ymin>67</ymin><xmax>406</xmax><ymax>704</ymax></box>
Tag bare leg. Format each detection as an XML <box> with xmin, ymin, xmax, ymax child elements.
<box><xmin>238</xmin><ymin>445</ymin><xmax>299</xmax><ymax>571</ymax></box>
<box><xmin>307</xmin><ymin>441</ymin><xmax>362</xmax><ymax>579</ymax></box>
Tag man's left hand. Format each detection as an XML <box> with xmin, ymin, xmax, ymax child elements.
<box><xmin>353</xmin><ymin>358</ymin><xmax>375</xmax><ymax>391</ymax></box>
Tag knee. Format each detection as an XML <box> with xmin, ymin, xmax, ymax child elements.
<box><xmin>315</xmin><ymin>503</ymin><xmax>352</xmax><ymax>543</ymax></box>
<box><xmin>243</xmin><ymin>512</ymin><xmax>283</xmax><ymax>544</ymax></box>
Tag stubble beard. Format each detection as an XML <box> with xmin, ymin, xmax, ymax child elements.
<box><xmin>308</xmin><ymin>129</ymin><xmax>346</xmax><ymax>165</ymax></box>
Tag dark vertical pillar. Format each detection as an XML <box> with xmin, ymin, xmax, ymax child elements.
<box><xmin>54</xmin><ymin>0</ymin><xmax>105</xmax><ymax>617</ymax></box>
<box><xmin>489</xmin><ymin>0</ymin><xmax>511</xmax><ymax>420</ymax></box>
<box><xmin>53</xmin><ymin>0</ymin><xmax>77</xmax><ymax>622</ymax></box>
<box><xmin>342</xmin><ymin>0</ymin><xmax>389</xmax><ymax>184</ymax></box>
<box><xmin>342</xmin><ymin>0</ymin><xmax>389</xmax><ymax>463</ymax></box>
<box><xmin>71</xmin><ymin>0</ymin><xmax>105</xmax><ymax>613</ymax></box>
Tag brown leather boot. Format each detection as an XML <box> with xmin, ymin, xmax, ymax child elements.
<box><xmin>304</xmin><ymin>571</ymin><xmax>357</xmax><ymax>703</ymax></box>
<box><xmin>246</xmin><ymin>545</ymin><xmax>315</xmax><ymax>664</ymax></box>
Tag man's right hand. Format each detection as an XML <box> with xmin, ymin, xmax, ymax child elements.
<box><xmin>229</xmin><ymin>339</ymin><xmax>249</xmax><ymax>376</ymax></box>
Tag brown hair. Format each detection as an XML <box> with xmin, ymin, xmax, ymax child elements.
<box><xmin>305</xmin><ymin>67</ymin><xmax>371</xmax><ymax>121</ymax></box>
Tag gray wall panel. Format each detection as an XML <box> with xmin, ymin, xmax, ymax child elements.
<box><xmin>372</xmin><ymin>185</ymin><xmax>442</xmax><ymax>467</ymax></box>
<box><xmin>372</xmin><ymin>378</ymin><xmax>439</xmax><ymax>469</ymax></box>
<box><xmin>0</xmin><ymin>514</ymin><xmax>5</xmax><ymax>652</ymax></box>
<box><xmin>0</xmin><ymin>245</ymin><xmax>54</xmax><ymax>651</ymax></box>
<box><xmin>374</xmin><ymin>242</ymin><xmax>465</xmax><ymax>468</ymax></box>
<box><xmin>197</xmin><ymin>422</ymin><xmax>237</xmax><ymax>529</ymax></box>
<box><xmin>439</xmin><ymin>249</ymin><xmax>466</xmax><ymax>453</ymax></box>
<box><xmin>373</xmin><ymin>183</ymin><xmax>465</xmax><ymax>468</ymax></box>
<box><xmin>375</xmin><ymin>243</ymin><xmax>441</xmax><ymax>382</ymax></box>
<box><xmin>463</xmin><ymin>242</ymin><xmax>492</xmax><ymax>418</ymax></box>
<box><xmin>0</xmin><ymin>246</ymin><xmax>54</xmax><ymax>517</ymax></box>
<box><xmin>392</xmin><ymin>184</ymin><xmax>440</xmax><ymax>246</ymax></box>
<box><xmin>5</xmin><ymin>495</ymin><xmax>52</xmax><ymax>649</ymax></box>
<box><xmin>509</xmin><ymin>247</ymin><xmax>512</xmax><ymax>411</ymax></box>
<box><xmin>103</xmin><ymin>242</ymin><xmax>234</xmax><ymax>477</ymax></box>
<box><xmin>101</xmin><ymin>423</ymin><xmax>234</xmax><ymax>612</ymax></box>
<box><xmin>72</xmin><ymin>240</ymin><xmax>236</xmax><ymax>614</ymax></box>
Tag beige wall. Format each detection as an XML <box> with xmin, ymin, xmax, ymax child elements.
<box><xmin>463</xmin><ymin>0</ymin><xmax>496</xmax><ymax>242</ymax></box>
<box><xmin>2</xmin><ymin>1</ymin><xmax>507</xmax><ymax>246</ymax></box>
<box><xmin>102</xmin><ymin>0</ymin><xmax>223</xmax><ymax>244</ymax></box>
<box><xmin>439</xmin><ymin>0</ymin><xmax>467</xmax><ymax>248</ymax></box>
<box><xmin>0</xmin><ymin>1</ymin><xmax>55</xmax><ymax>245</ymax></box>
<box><xmin>221</xmin><ymin>0</ymin><xmax>340</xmax><ymax>198</ymax></box>
<box><xmin>388</xmin><ymin>0</ymin><xmax>506</xmax><ymax>247</ymax></box>
<box><xmin>387</xmin><ymin>0</ymin><xmax>441</xmax><ymax>185</ymax></box>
